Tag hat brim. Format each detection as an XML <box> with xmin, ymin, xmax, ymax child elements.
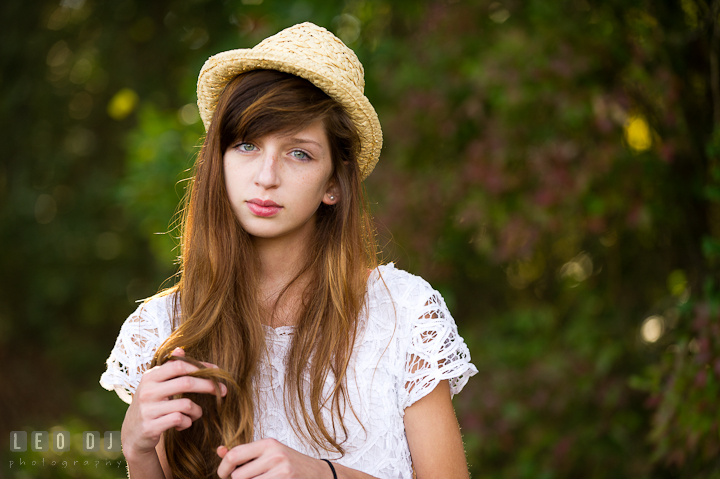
<box><xmin>197</xmin><ymin>48</ymin><xmax>382</xmax><ymax>180</ymax></box>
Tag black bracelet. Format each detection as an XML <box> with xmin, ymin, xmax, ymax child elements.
<box><xmin>321</xmin><ymin>458</ymin><xmax>337</xmax><ymax>479</ymax></box>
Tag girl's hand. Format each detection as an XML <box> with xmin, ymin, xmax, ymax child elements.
<box><xmin>121</xmin><ymin>347</ymin><xmax>228</xmax><ymax>460</ymax></box>
<box><xmin>216</xmin><ymin>438</ymin><xmax>332</xmax><ymax>479</ymax></box>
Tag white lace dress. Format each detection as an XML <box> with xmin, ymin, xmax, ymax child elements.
<box><xmin>100</xmin><ymin>263</ymin><xmax>478</xmax><ymax>479</ymax></box>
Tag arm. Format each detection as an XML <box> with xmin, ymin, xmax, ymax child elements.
<box><xmin>403</xmin><ymin>380</ymin><xmax>470</xmax><ymax>479</ymax></box>
<box><xmin>123</xmin><ymin>416</ymin><xmax>169</xmax><ymax>479</ymax></box>
<box><xmin>155</xmin><ymin>434</ymin><xmax>173</xmax><ymax>479</ymax></box>
<box><xmin>215</xmin><ymin>440</ymin><xmax>380</xmax><ymax>479</ymax></box>
<box><xmin>399</xmin><ymin>278</ymin><xmax>477</xmax><ymax>479</ymax></box>
<box><xmin>215</xmin><ymin>381</ymin><xmax>469</xmax><ymax>479</ymax></box>
<box><xmin>123</xmin><ymin>399</ymin><xmax>175</xmax><ymax>479</ymax></box>
<box><xmin>122</xmin><ymin>349</ymin><xmax>224</xmax><ymax>479</ymax></box>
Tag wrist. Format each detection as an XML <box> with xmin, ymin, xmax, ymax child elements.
<box><xmin>123</xmin><ymin>445</ymin><xmax>158</xmax><ymax>463</ymax></box>
<box><xmin>320</xmin><ymin>458</ymin><xmax>338</xmax><ymax>479</ymax></box>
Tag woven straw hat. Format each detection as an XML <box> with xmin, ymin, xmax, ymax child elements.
<box><xmin>197</xmin><ymin>22</ymin><xmax>382</xmax><ymax>180</ymax></box>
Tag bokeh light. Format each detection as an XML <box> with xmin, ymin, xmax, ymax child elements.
<box><xmin>624</xmin><ymin>115</ymin><xmax>652</xmax><ymax>152</ymax></box>
<box><xmin>107</xmin><ymin>88</ymin><xmax>139</xmax><ymax>120</ymax></box>
<box><xmin>640</xmin><ymin>315</ymin><xmax>664</xmax><ymax>343</ymax></box>
<box><xmin>559</xmin><ymin>252</ymin><xmax>593</xmax><ymax>283</ymax></box>
<box><xmin>178</xmin><ymin>103</ymin><xmax>200</xmax><ymax>125</ymax></box>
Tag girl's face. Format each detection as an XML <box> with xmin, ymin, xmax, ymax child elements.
<box><xmin>223</xmin><ymin>119</ymin><xmax>338</xmax><ymax>242</ymax></box>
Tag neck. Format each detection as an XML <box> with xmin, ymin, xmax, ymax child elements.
<box><xmin>251</xmin><ymin>223</ymin><xmax>315</xmax><ymax>327</ymax></box>
<box><xmin>254</xmin><ymin>235</ymin><xmax>310</xmax><ymax>287</ymax></box>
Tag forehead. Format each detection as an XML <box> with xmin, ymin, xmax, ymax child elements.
<box><xmin>259</xmin><ymin>119</ymin><xmax>329</xmax><ymax>146</ymax></box>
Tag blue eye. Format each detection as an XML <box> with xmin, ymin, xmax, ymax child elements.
<box><xmin>291</xmin><ymin>150</ymin><xmax>310</xmax><ymax>160</ymax></box>
<box><xmin>236</xmin><ymin>142</ymin><xmax>256</xmax><ymax>152</ymax></box>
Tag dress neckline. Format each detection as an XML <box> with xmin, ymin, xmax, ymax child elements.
<box><xmin>261</xmin><ymin>263</ymin><xmax>394</xmax><ymax>334</ymax></box>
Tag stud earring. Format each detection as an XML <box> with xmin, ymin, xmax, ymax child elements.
<box><xmin>330</xmin><ymin>195</ymin><xmax>335</xmax><ymax>200</ymax></box>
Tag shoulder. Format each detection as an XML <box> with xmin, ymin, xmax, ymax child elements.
<box><xmin>370</xmin><ymin>263</ymin><xmax>436</xmax><ymax>303</ymax></box>
<box><xmin>147</xmin><ymin>288</ymin><xmax>177</xmax><ymax>313</ymax></box>
<box><xmin>99</xmin><ymin>288</ymin><xmax>178</xmax><ymax>403</ymax></box>
<box><xmin>125</xmin><ymin>289</ymin><xmax>178</xmax><ymax>338</ymax></box>
<box><xmin>366</xmin><ymin>264</ymin><xmax>478</xmax><ymax>409</ymax></box>
<box><xmin>365</xmin><ymin>263</ymin><xmax>452</xmax><ymax>343</ymax></box>
<box><xmin>368</xmin><ymin>263</ymin><xmax>443</xmax><ymax>314</ymax></box>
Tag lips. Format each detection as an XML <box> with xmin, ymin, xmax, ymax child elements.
<box><xmin>246</xmin><ymin>198</ymin><xmax>282</xmax><ymax>217</ymax></box>
<box><xmin>248</xmin><ymin>199</ymin><xmax>281</xmax><ymax>207</ymax></box>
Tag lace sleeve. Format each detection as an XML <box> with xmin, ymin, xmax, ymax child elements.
<box><xmin>401</xmin><ymin>285</ymin><xmax>478</xmax><ymax>410</ymax></box>
<box><xmin>99</xmin><ymin>299</ymin><xmax>168</xmax><ymax>404</ymax></box>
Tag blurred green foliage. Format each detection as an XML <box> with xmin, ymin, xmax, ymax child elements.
<box><xmin>2</xmin><ymin>0</ymin><xmax>719</xmax><ymax>478</ymax></box>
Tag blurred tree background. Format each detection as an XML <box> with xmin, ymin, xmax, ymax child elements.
<box><xmin>1</xmin><ymin>0</ymin><xmax>719</xmax><ymax>477</ymax></box>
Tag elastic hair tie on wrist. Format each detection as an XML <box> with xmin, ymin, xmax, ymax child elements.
<box><xmin>321</xmin><ymin>459</ymin><xmax>337</xmax><ymax>479</ymax></box>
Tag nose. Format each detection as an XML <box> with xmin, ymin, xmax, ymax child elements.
<box><xmin>254</xmin><ymin>149</ymin><xmax>280</xmax><ymax>189</ymax></box>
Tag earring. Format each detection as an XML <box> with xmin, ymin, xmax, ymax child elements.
<box><xmin>330</xmin><ymin>195</ymin><xmax>335</xmax><ymax>200</ymax></box>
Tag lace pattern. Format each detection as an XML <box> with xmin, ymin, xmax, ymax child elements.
<box><xmin>99</xmin><ymin>295</ymin><xmax>174</xmax><ymax>404</ymax></box>
<box><xmin>99</xmin><ymin>264</ymin><xmax>477</xmax><ymax>479</ymax></box>
<box><xmin>401</xmin><ymin>287</ymin><xmax>475</xmax><ymax>410</ymax></box>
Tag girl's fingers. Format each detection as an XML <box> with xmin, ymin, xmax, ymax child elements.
<box><xmin>174</xmin><ymin>347</ymin><xmax>221</xmax><ymax>370</ymax></box>
<box><xmin>142</xmin><ymin>361</ymin><xmax>227</xmax><ymax>399</ymax></box>
<box><xmin>223</xmin><ymin>455</ymin><xmax>270</xmax><ymax>479</ymax></box>
<box><xmin>124</xmin><ymin>348</ymin><xmax>224</xmax><ymax>456</ymax></box>
<box><xmin>146</xmin><ymin>355</ymin><xmax>199</xmax><ymax>381</ymax></box>
<box><xmin>156</xmin><ymin>375</ymin><xmax>227</xmax><ymax>401</ymax></box>
<box><xmin>153</xmin><ymin>411</ymin><xmax>194</xmax><ymax>433</ymax></box>
<box><xmin>216</xmin><ymin>442</ymin><xmax>266</xmax><ymax>479</ymax></box>
<box><xmin>147</xmin><ymin>397</ymin><xmax>204</xmax><ymax>423</ymax></box>
<box><xmin>131</xmin><ymin>410</ymin><xmax>193</xmax><ymax>443</ymax></box>
<box><xmin>148</xmin><ymin>350</ymin><xmax>218</xmax><ymax>382</ymax></box>
<box><xmin>171</xmin><ymin>347</ymin><xmax>220</xmax><ymax>369</ymax></box>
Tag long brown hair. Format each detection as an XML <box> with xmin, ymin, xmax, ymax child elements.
<box><xmin>148</xmin><ymin>70</ymin><xmax>378</xmax><ymax>479</ymax></box>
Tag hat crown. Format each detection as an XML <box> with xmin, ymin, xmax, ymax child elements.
<box><xmin>253</xmin><ymin>22</ymin><xmax>365</xmax><ymax>94</ymax></box>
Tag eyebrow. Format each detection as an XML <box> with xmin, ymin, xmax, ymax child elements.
<box><xmin>287</xmin><ymin>138</ymin><xmax>323</xmax><ymax>149</ymax></box>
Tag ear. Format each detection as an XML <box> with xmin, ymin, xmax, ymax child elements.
<box><xmin>322</xmin><ymin>178</ymin><xmax>340</xmax><ymax>205</ymax></box>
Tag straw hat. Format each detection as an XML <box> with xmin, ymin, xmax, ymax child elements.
<box><xmin>197</xmin><ymin>22</ymin><xmax>382</xmax><ymax>180</ymax></box>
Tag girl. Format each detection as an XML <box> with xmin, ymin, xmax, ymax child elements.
<box><xmin>100</xmin><ymin>22</ymin><xmax>477</xmax><ymax>479</ymax></box>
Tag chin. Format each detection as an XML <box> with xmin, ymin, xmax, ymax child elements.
<box><xmin>247</xmin><ymin>231</ymin><xmax>283</xmax><ymax>240</ymax></box>
<box><xmin>240</xmin><ymin>222</ymin><xmax>288</xmax><ymax>239</ymax></box>
<box><xmin>239</xmin><ymin>214</ymin><xmax>315</xmax><ymax>241</ymax></box>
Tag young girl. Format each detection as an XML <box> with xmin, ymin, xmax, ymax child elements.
<box><xmin>100</xmin><ymin>22</ymin><xmax>477</xmax><ymax>479</ymax></box>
